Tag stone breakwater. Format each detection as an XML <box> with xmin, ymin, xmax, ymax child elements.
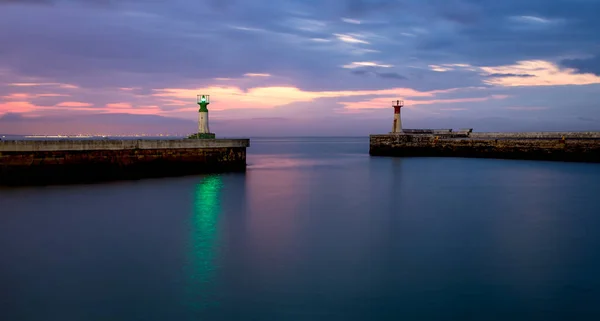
<box><xmin>369</xmin><ymin>132</ymin><xmax>600</xmax><ymax>163</ymax></box>
<box><xmin>0</xmin><ymin>139</ymin><xmax>250</xmax><ymax>186</ymax></box>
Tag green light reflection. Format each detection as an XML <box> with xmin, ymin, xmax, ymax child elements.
<box><xmin>184</xmin><ymin>175</ymin><xmax>223</xmax><ymax>311</ymax></box>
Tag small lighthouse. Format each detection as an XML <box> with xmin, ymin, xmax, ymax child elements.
<box><xmin>194</xmin><ymin>94</ymin><xmax>215</xmax><ymax>139</ymax></box>
<box><xmin>392</xmin><ymin>100</ymin><xmax>404</xmax><ymax>134</ymax></box>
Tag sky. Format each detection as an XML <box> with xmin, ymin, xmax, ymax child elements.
<box><xmin>1</xmin><ymin>0</ymin><xmax>600</xmax><ymax>136</ymax></box>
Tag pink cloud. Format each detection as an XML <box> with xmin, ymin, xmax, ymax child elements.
<box><xmin>0</xmin><ymin>101</ymin><xmax>39</xmax><ymax>114</ymax></box>
<box><xmin>106</xmin><ymin>103</ymin><xmax>132</xmax><ymax>109</ymax></box>
<box><xmin>1</xmin><ymin>93</ymin><xmax>69</xmax><ymax>100</ymax></box>
<box><xmin>36</xmin><ymin>93</ymin><xmax>71</xmax><ymax>97</ymax></box>
<box><xmin>160</xmin><ymin>99</ymin><xmax>188</xmax><ymax>106</ymax></box>
<box><xmin>244</xmin><ymin>73</ymin><xmax>271</xmax><ymax>77</ymax></box>
<box><xmin>2</xmin><ymin>93</ymin><xmax>30</xmax><ymax>100</ymax></box>
<box><xmin>105</xmin><ymin>103</ymin><xmax>161</xmax><ymax>115</ymax></box>
<box><xmin>56</xmin><ymin>101</ymin><xmax>93</xmax><ymax>107</ymax></box>
<box><xmin>153</xmin><ymin>85</ymin><xmax>434</xmax><ymax>110</ymax></box>
<box><xmin>8</xmin><ymin>82</ymin><xmax>79</xmax><ymax>89</ymax></box>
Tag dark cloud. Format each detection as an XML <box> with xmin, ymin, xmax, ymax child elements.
<box><xmin>350</xmin><ymin>70</ymin><xmax>369</xmax><ymax>76</ymax></box>
<box><xmin>0</xmin><ymin>0</ymin><xmax>53</xmax><ymax>4</ymax></box>
<box><xmin>430</xmin><ymin>0</ymin><xmax>483</xmax><ymax>25</ymax></box>
<box><xmin>0</xmin><ymin>0</ymin><xmax>157</xmax><ymax>6</ymax></box>
<box><xmin>350</xmin><ymin>68</ymin><xmax>407</xmax><ymax>80</ymax></box>
<box><xmin>206</xmin><ymin>0</ymin><xmax>237</xmax><ymax>12</ymax></box>
<box><xmin>0</xmin><ymin>1</ymin><xmax>352</xmax><ymax>90</ymax></box>
<box><xmin>560</xmin><ymin>55</ymin><xmax>600</xmax><ymax>76</ymax></box>
<box><xmin>0</xmin><ymin>112</ymin><xmax>26</xmax><ymax>121</ymax></box>
<box><xmin>485</xmin><ymin>73</ymin><xmax>535</xmax><ymax>78</ymax></box>
<box><xmin>577</xmin><ymin>116</ymin><xmax>599</xmax><ymax>123</ymax></box>
<box><xmin>342</xmin><ymin>0</ymin><xmax>402</xmax><ymax>17</ymax></box>
<box><xmin>377</xmin><ymin>72</ymin><xmax>407</xmax><ymax>80</ymax></box>
<box><xmin>1</xmin><ymin>0</ymin><xmax>599</xmax><ymax>97</ymax></box>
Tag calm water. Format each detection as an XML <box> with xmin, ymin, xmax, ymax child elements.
<box><xmin>2</xmin><ymin>137</ymin><xmax>600</xmax><ymax>321</ymax></box>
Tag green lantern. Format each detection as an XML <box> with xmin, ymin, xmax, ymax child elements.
<box><xmin>197</xmin><ymin>95</ymin><xmax>210</xmax><ymax>112</ymax></box>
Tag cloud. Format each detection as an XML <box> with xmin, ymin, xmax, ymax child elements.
<box><xmin>7</xmin><ymin>111</ymin><xmax>600</xmax><ymax>136</ymax></box>
<box><xmin>509</xmin><ymin>15</ymin><xmax>561</xmax><ymax>25</ymax></box>
<box><xmin>342</xmin><ymin>0</ymin><xmax>402</xmax><ymax>17</ymax></box>
<box><xmin>505</xmin><ymin>106</ymin><xmax>548</xmax><ymax>111</ymax></box>
<box><xmin>350</xmin><ymin>70</ymin><xmax>369</xmax><ymax>76</ymax></box>
<box><xmin>375</xmin><ymin>72</ymin><xmax>406</xmax><ymax>80</ymax></box>
<box><xmin>350</xmin><ymin>69</ymin><xmax>407</xmax><ymax>80</ymax></box>
<box><xmin>341</xmin><ymin>18</ymin><xmax>361</xmax><ymax>24</ymax></box>
<box><xmin>8</xmin><ymin>82</ymin><xmax>78</xmax><ymax>89</ymax></box>
<box><xmin>560</xmin><ymin>54</ymin><xmax>600</xmax><ymax>76</ymax></box>
<box><xmin>577</xmin><ymin>116</ymin><xmax>599</xmax><ymax>123</ymax></box>
<box><xmin>244</xmin><ymin>73</ymin><xmax>271</xmax><ymax>77</ymax></box>
<box><xmin>310</xmin><ymin>38</ymin><xmax>331</xmax><ymax>43</ymax></box>
<box><xmin>1</xmin><ymin>0</ymin><xmax>600</xmax><ymax>134</ymax></box>
<box><xmin>341</xmin><ymin>94</ymin><xmax>508</xmax><ymax>110</ymax></box>
<box><xmin>334</xmin><ymin>33</ymin><xmax>369</xmax><ymax>44</ymax></box>
<box><xmin>0</xmin><ymin>0</ymin><xmax>53</xmax><ymax>5</ymax></box>
<box><xmin>428</xmin><ymin>64</ymin><xmax>476</xmax><ymax>72</ymax></box>
<box><xmin>104</xmin><ymin>102</ymin><xmax>161</xmax><ymax>115</ymax></box>
<box><xmin>106</xmin><ymin>103</ymin><xmax>132</xmax><ymax>109</ymax></box>
<box><xmin>2</xmin><ymin>93</ymin><xmax>30</xmax><ymax>100</ymax></box>
<box><xmin>55</xmin><ymin>101</ymin><xmax>92</xmax><ymax>107</ymax></box>
<box><xmin>485</xmin><ymin>73</ymin><xmax>535</xmax><ymax>78</ymax></box>
<box><xmin>480</xmin><ymin>60</ymin><xmax>600</xmax><ymax>87</ymax></box>
<box><xmin>0</xmin><ymin>112</ymin><xmax>27</xmax><ymax>122</ymax></box>
<box><xmin>342</xmin><ymin>61</ymin><xmax>392</xmax><ymax>69</ymax></box>
<box><xmin>153</xmin><ymin>84</ymin><xmax>438</xmax><ymax>110</ymax></box>
<box><xmin>0</xmin><ymin>101</ymin><xmax>39</xmax><ymax>114</ymax></box>
<box><xmin>429</xmin><ymin>65</ymin><xmax>453</xmax><ymax>72</ymax></box>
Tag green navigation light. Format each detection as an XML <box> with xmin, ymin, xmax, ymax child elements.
<box><xmin>197</xmin><ymin>94</ymin><xmax>210</xmax><ymax>112</ymax></box>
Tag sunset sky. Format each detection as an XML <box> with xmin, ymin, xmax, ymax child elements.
<box><xmin>1</xmin><ymin>0</ymin><xmax>600</xmax><ymax>136</ymax></box>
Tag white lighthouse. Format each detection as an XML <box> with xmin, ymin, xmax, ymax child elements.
<box><xmin>194</xmin><ymin>94</ymin><xmax>215</xmax><ymax>139</ymax></box>
<box><xmin>198</xmin><ymin>95</ymin><xmax>210</xmax><ymax>133</ymax></box>
<box><xmin>392</xmin><ymin>100</ymin><xmax>404</xmax><ymax>134</ymax></box>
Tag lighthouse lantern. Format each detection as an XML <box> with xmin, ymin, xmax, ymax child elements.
<box><xmin>197</xmin><ymin>94</ymin><xmax>210</xmax><ymax>104</ymax></box>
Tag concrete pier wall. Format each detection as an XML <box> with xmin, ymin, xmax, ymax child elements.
<box><xmin>0</xmin><ymin>139</ymin><xmax>249</xmax><ymax>152</ymax></box>
<box><xmin>0</xmin><ymin>139</ymin><xmax>250</xmax><ymax>186</ymax></box>
<box><xmin>369</xmin><ymin>133</ymin><xmax>600</xmax><ymax>163</ymax></box>
<box><xmin>469</xmin><ymin>132</ymin><xmax>600</xmax><ymax>139</ymax></box>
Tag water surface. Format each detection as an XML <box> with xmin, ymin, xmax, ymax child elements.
<box><xmin>2</xmin><ymin>137</ymin><xmax>600</xmax><ymax>321</ymax></box>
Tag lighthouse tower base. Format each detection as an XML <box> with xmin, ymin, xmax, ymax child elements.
<box><xmin>189</xmin><ymin>111</ymin><xmax>215</xmax><ymax>139</ymax></box>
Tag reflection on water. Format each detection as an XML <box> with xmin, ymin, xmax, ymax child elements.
<box><xmin>247</xmin><ymin>153</ymin><xmax>366</xmax><ymax>170</ymax></box>
<box><xmin>184</xmin><ymin>175</ymin><xmax>223</xmax><ymax>312</ymax></box>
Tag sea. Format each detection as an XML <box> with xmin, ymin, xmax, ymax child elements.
<box><xmin>1</xmin><ymin>136</ymin><xmax>600</xmax><ymax>321</ymax></box>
